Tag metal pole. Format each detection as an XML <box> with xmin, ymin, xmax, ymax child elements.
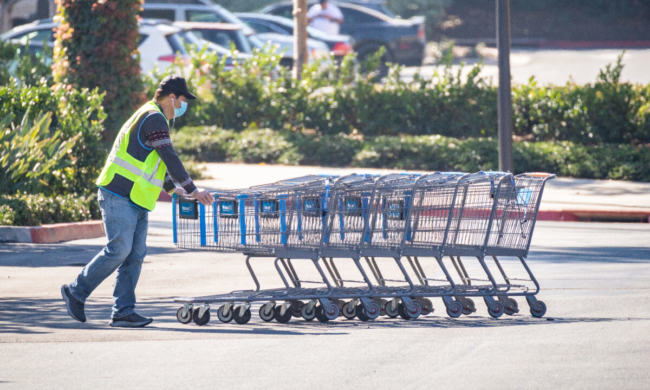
<box><xmin>293</xmin><ymin>0</ymin><xmax>308</xmax><ymax>80</ymax></box>
<box><xmin>497</xmin><ymin>0</ymin><xmax>513</xmax><ymax>172</ymax></box>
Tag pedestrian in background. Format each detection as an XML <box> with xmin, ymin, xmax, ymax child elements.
<box><xmin>307</xmin><ymin>0</ymin><xmax>344</xmax><ymax>36</ymax></box>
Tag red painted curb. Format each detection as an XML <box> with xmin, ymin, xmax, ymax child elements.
<box><xmin>538</xmin><ymin>209</ymin><xmax>650</xmax><ymax>222</ymax></box>
<box><xmin>29</xmin><ymin>221</ymin><xmax>105</xmax><ymax>244</ymax></box>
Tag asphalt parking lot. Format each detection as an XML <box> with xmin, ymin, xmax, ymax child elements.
<box><xmin>1</xmin><ymin>200</ymin><xmax>649</xmax><ymax>389</ymax></box>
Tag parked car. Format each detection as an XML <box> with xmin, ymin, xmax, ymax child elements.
<box><xmin>235</xmin><ymin>13</ymin><xmax>353</xmax><ymax>60</ymax></box>
<box><xmin>0</xmin><ymin>18</ymin><xmax>238</xmax><ymax>74</ymax></box>
<box><xmin>259</xmin><ymin>1</ymin><xmax>425</xmax><ymax>67</ymax></box>
<box><xmin>173</xmin><ymin>21</ymin><xmax>328</xmax><ymax>67</ymax></box>
<box><xmin>344</xmin><ymin>0</ymin><xmax>395</xmax><ymax>17</ymax></box>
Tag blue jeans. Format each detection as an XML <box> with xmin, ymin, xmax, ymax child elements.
<box><xmin>69</xmin><ymin>188</ymin><xmax>149</xmax><ymax>318</ymax></box>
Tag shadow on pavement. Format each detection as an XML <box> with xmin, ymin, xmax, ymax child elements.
<box><xmin>2</xmin><ymin>297</ymin><xmax>647</xmax><ymax>337</ymax></box>
<box><xmin>529</xmin><ymin>247</ymin><xmax>650</xmax><ymax>263</ymax></box>
<box><xmin>0</xmin><ymin>243</ymin><xmax>192</xmax><ymax>268</ymax></box>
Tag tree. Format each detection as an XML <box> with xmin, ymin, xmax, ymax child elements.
<box><xmin>53</xmin><ymin>0</ymin><xmax>146</xmax><ymax>144</ymax></box>
<box><xmin>292</xmin><ymin>0</ymin><xmax>308</xmax><ymax>80</ymax></box>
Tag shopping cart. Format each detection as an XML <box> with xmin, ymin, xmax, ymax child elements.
<box><xmin>172</xmin><ymin>174</ymin><xmax>377</xmax><ymax>325</ymax></box>
<box><xmin>172</xmin><ymin>171</ymin><xmax>553</xmax><ymax>325</ymax></box>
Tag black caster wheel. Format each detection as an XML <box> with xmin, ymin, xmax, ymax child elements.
<box><xmin>384</xmin><ymin>301</ymin><xmax>399</xmax><ymax>318</ymax></box>
<box><xmin>364</xmin><ymin>302</ymin><xmax>381</xmax><ymax>320</ymax></box>
<box><xmin>301</xmin><ymin>303</ymin><xmax>316</xmax><ymax>321</ymax></box>
<box><xmin>341</xmin><ymin>302</ymin><xmax>356</xmax><ymax>320</ymax></box>
<box><xmin>445</xmin><ymin>301</ymin><xmax>463</xmax><ymax>318</ymax></box>
<box><xmin>259</xmin><ymin>304</ymin><xmax>275</xmax><ymax>322</ymax></box>
<box><xmin>291</xmin><ymin>301</ymin><xmax>304</xmax><ymax>318</ymax></box>
<box><xmin>217</xmin><ymin>305</ymin><xmax>234</xmax><ymax>323</ymax></box>
<box><xmin>419</xmin><ymin>298</ymin><xmax>434</xmax><ymax>316</ymax></box>
<box><xmin>192</xmin><ymin>308</ymin><xmax>210</xmax><ymax>326</ymax></box>
<box><xmin>530</xmin><ymin>301</ymin><xmax>547</xmax><ymax>318</ymax></box>
<box><xmin>461</xmin><ymin>298</ymin><xmax>476</xmax><ymax>315</ymax></box>
<box><xmin>274</xmin><ymin>305</ymin><xmax>292</xmax><ymax>323</ymax></box>
<box><xmin>315</xmin><ymin>305</ymin><xmax>329</xmax><ymax>323</ymax></box>
<box><xmin>504</xmin><ymin>298</ymin><xmax>519</xmax><ymax>316</ymax></box>
<box><xmin>355</xmin><ymin>304</ymin><xmax>369</xmax><ymax>322</ymax></box>
<box><xmin>177</xmin><ymin>307</ymin><xmax>193</xmax><ymax>324</ymax></box>
<box><xmin>486</xmin><ymin>300</ymin><xmax>505</xmax><ymax>319</ymax></box>
<box><xmin>233</xmin><ymin>307</ymin><xmax>252</xmax><ymax>324</ymax></box>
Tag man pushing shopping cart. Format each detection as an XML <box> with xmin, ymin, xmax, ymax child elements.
<box><xmin>61</xmin><ymin>76</ymin><xmax>213</xmax><ymax>328</ymax></box>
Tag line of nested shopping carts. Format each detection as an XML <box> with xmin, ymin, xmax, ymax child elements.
<box><xmin>172</xmin><ymin>171</ymin><xmax>554</xmax><ymax>326</ymax></box>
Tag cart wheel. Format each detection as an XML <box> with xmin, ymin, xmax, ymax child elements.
<box><xmin>384</xmin><ymin>301</ymin><xmax>399</xmax><ymax>318</ymax></box>
<box><xmin>365</xmin><ymin>302</ymin><xmax>381</xmax><ymax>320</ymax></box>
<box><xmin>420</xmin><ymin>298</ymin><xmax>434</xmax><ymax>316</ymax></box>
<box><xmin>192</xmin><ymin>308</ymin><xmax>210</xmax><ymax>326</ymax></box>
<box><xmin>301</xmin><ymin>303</ymin><xmax>316</xmax><ymax>321</ymax></box>
<box><xmin>504</xmin><ymin>298</ymin><xmax>519</xmax><ymax>316</ymax></box>
<box><xmin>233</xmin><ymin>307</ymin><xmax>252</xmax><ymax>324</ymax></box>
<box><xmin>291</xmin><ymin>301</ymin><xmax>304</xmax><ymax>318</ymax></box>
<box><xmin>176</xmin><ymin>307</ymin><xmax>193</xmax><ymax>324</ymax></box>
<box><xmin>217</xmin><ymin>305</ymin><xmax>234</xmax><ymax>323</ymax></box>
<box><xmin>445</xmin><ymin>301</ymin><xmax>463</xmax><ymax>318</ymax></box>
<box><xmin>486</xmin><ymin>300</ymin><xmax>505</xmax><ymax>319</ymax></box>
<box><xmin>259</xmin><ymin>304</ymin><xmax>275</xmax><ymax>322</ymax></box>
<box><xmin>322</xmin><ymin>302</ymin><xmax>339</xmax><ymax>321</ymax></box>
<box><xmin>341</xmin><ymin>302</ymin><xmax>356</xmax><ymax>320</ymax></box>
<box><xmin>275</xmin><ymin>306</ymin><xmax>292</xmax><ymax>323</ymax></box>
<box><xmin>355</xmin><ymin>304</ymin><xmax>369</xmax><ymax>322</ymax></box>
<box><xmin>462</xmin><ymin>298</ymin><xmax>476</xmax><ymax>315</ymax></box>
<box><xmin>530</xmin><ymin>301</ymin><xmax>547</xmax><ymax>318</ymax></box>
<box><xmin>315</xmin><ymin>305</ymin><xmax>329</xmax><ymax>323</ymax></box>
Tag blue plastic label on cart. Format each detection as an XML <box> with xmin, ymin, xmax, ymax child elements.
<box><xmin>219</xmin><ymin>200</ymin><xmax>238</xmax><ymax>218</ymax></box>
<box><xmin>387</xmin><ymin>199</ymin><xmax>405</xmax><ymax>220</ymax></box>
<box><xmin>517</xmin><ymin>188</ymin><xmax>532</xmax><ymax>206</ymax></box>
<box><xmin>179</xmin><ymin>199</ymin><xmax>198</xmax><ymax>220</ymax></box>
<box><xmin>260</xmin><ymin>199</ymin><xmax>279</xmax><ymax>218</ymax></box>
<box><xmin>303</xmin><ymin>197</ymin><xmax>321</xmax><ymax>216</ymax></box>
<box><xmin>344</xmin><ymin>197</ymin><xmax>363</xmax><ymax>216</ymax></box>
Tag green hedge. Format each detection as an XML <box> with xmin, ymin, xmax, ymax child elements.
<box><xmin>173</xmin><ymin>126</ymin><xmax>650</xmax><ymax>182</ymax></box>
<box><xmin>0</xmin><ymin>193</ymin><xmax>101</xmax><ymax>226</ymax></box>
<box><xmin>152</xmin><ymin>49</ymin><xmax>650</xmax><ymax>146</ymax></box>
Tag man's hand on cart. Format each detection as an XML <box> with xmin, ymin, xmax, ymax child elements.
<box><xmin>191</xmin><ymin>188</ymin><xmax>215</xmax><ymax>206</ymax></box>
<box><xmin>170</xmin><ymin>187</ymin><xmax>187</xmax><ymax>196</ymax></box>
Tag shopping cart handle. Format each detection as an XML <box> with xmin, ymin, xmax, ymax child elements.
<box><xmin>524</xmin><ymin>172</ymin><xmax>556</xmax><ymax>178</ymax></box>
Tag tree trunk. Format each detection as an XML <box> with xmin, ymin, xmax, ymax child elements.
<box><xmin>292</xmin><ymin>0</ymin><xmax>308</xmax><ymax>80</ymax></box>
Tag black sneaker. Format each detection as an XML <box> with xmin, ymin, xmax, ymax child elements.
<box><xmin>61</xmin><ymin>285</ymin><xmax>86</xmax><ymax>323</ymax></box>
<box><xmin>109</xmin><ymin>313</ymin><xmax>153</xmax><ymax>328</ymax></box>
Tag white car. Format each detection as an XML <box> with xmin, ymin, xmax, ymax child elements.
<box><xmin>0</xmin><ymin>18</ymin><xmax>225</xmax><ymax>74</ymax></box>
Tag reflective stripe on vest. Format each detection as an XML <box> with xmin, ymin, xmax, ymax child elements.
<box><xmin>96</xmin><ymin>101</ymin><xmax>169</xmax><ymax>211</ymax></box>
<box><xmin>106</xmin><ymin>155</ymin><xmax>164</xmax><ymax>188</ymax></box>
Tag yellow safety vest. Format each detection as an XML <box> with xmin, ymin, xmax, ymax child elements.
<box><xmin>96</xmin><ymin>101</ymin><xmax>168</xmax><ymax>211</ymax></box>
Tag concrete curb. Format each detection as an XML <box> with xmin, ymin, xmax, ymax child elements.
<box><xmin>0</xmin><ymin>221</ymin><xmax>105</xmax><ymax>244</ymax></box>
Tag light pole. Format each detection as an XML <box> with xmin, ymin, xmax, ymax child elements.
<box><xmin>497</xmin><ymin>0</ymin><xmax>513</xmax><ymax>172</ymax></box>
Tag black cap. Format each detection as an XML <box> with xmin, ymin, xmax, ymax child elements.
<box><xmin>158</xmin><ymin>75</ymin><xmax>196</xmax><ymax>100</ymax></box>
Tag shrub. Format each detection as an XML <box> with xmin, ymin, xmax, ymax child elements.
<box><xmin>173</xmin><ymin>125</ymin><xmax>650</xmax><ymax>182</ymax></box>
<box><xmin>53</xmin><ymin>0</ymin><xmax>145</xmax><ymax>143</ymax></box>
<box><xmin>0</xmin><ymin>111</ymin><xmax>80</xmax><ymax>195</ymax></box>
<box><xmin>0</xmin><ymin>193</ymin><xmax>101</xmax><ymax>226</ymax></box>
<box><xmin>0</xmin><ymin>82</ymin><xmax>107</xmax><ymax>195</ymax></box>
<box><xmin>151</xmin><ymin>49</ymin><xmax>649</xmax><ymax>146</ymax></box>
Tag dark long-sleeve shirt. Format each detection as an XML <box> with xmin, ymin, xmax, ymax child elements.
<box><xmin>140</xmin><ymin>104</ymin><xmax>197</xmax><ymax>195</ymax></box>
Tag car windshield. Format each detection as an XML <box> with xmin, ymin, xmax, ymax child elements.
<box><xmin>253</xmin><ymin>15</ymin><xmax>342</xmax><ymax>41</ymax></box>
<box><xmin>165</xmin><ymin>32</ymin><xmax>190</xmax><ymax>55</ymax></box>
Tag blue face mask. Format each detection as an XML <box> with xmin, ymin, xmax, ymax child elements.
<box><xmin>172</xmin><ymin>97</ymin><xmax>187</xmax><ymax>118</ymax></box>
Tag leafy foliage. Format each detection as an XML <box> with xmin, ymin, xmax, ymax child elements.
<box><xmin>0</xmin><ymin>111</ymin><xmax>80</xmax><ymax>195</ymax></box>
<box><xmin>0</xmin><ymin>82</ymin><xmax>107</xmax><ymax>195</ymax></box>
<box><xmin>153</xmin><ymin>48</ymin><xmax>648</xmax><ymax>146</ymax></box>
<box><xmin>0</xmin><ymin>192</ymin><xmax>101</xmax><ymax>226</ymax></box>
<box><xmin>173</xmin><ymin>126</ymin><xmax>650</xmax><ymax>182</ymax></box>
